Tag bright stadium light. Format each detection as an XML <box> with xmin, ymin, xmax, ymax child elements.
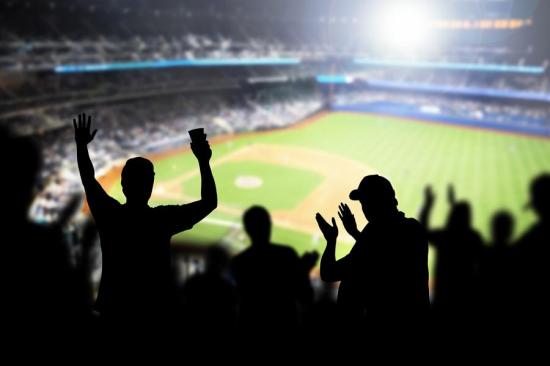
<box><xmin>373</xmin><ymin>1</ymin><xmax>436</xmax><ymax>51</ymax></box>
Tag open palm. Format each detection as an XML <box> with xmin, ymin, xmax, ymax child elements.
<box><xmin>316</xmin><ymin>213</ymin><xmax>338</xmax><ymax>241</ymax></box>
<box><xmin>338</xmin><ymin>203</ymin><xmax>359</xmax><ymax>238</ymax></box>
<box><xmin>73</xmin><ymin>113</ymin><xmax>97</xmax><ymax>146</ymax></box>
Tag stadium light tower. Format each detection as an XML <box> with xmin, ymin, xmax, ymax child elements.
<box><xmin>374</xmin><ymin>1</ymin><xmax>436</xmax><ymax>52</ymax></box>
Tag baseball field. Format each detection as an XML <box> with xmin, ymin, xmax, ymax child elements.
<box><xmin>104</xmin><ymin>111</ymin><xmax>550</xmax><ymax>263</ymax></box>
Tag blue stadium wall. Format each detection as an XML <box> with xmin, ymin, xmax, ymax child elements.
<box><xmin>332</xmin><ymin>101</ymin><xmax>550</xmax><ymax>137</ymax></box>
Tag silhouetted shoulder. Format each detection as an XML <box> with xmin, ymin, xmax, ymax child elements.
<box><xmin>400</xmin><ymin>217</ymin><xmax>428</xmax><ymax>253</ymax></box>
<box><xmin>271</xmin><ymin>243</ymin><xmax>300</xmax><ymax>259</ymax></box>
<box><xmin>87</xmin><ymin>192</ymin><xmax>120</xmax><ymax>218</ymax></box>
<box><xmin>152</xmin><ymin>204</ymin><xmax>196</xmax><ymax>235</ymax></box>
<box><xmin>516</xmin><ymin>223</ymin><xmax>549</xmax><ymax>252</ymax></box>
<box><xmin>401</xmin><ymin>216</ymin><xmax>427</xmax><ymax>237</ymax></box>
<box><xmin>404</xmin><ymin>216</ymin><xmax>423</xmax><ymax>229</ymax></box>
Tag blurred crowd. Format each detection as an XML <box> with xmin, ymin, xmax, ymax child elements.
<box><xmin>333</xmin><ymin>89</ymin><xmax>550</xmax><ymax>130</ymax></box>
<box><xmin>25</xmin><ymin>87</ymin><xmax>321</xmax><ymax>224</ymax></box>
<box><xmin>6</xmin><ymin>84</ymin><xmax>549</xmax><ymax>227</ymax></box>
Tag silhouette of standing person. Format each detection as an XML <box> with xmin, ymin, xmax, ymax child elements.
<box><xmin>514</xmin><ymin>174</ymin><xmax>550</xmax><ymax>324</ymax></box>
<box><xmin>181</xmin><ymin>245</ymin><xmax>237</xmax><ymax>335</ymax></box>
<box><xmin>73</xmin><ymin>113</ymin><xmax>217</xmax><ymax>329</ymax></box>
<box><xmin>1</xmin><ymin>126</ymin><xmax>89</xmax><ymax>343</ymax></box>
<box><xmin>316</xmin><ymin>175</ymin><xmax>429</xmax><ymax>334</ymax></box>
<box><xmin>230</xmin><ymin>205</ymin><xmax>317</xmax><ymax>333</ymax></box>
<box><xmin>479</xmin><ymin>211</ymin><xmax>515</xmax><ymax>322</ymax></box>
<box><xmin>420</xmin><ymin>185</ymin><xmax>483</xmax><ymax>320</ymax></box>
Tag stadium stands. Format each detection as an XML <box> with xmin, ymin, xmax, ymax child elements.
<box><xmin>28</xmin><ymin>86</ymin><xmax>322</xmax><ymax>224</ymax></box>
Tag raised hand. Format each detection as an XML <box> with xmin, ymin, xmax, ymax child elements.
<box><xmin>191</xmin><ymin>141</ymin><xmax>212</xmax><ymax>163</ymax></box>
<box><xmin>338</xmin><ymin>203</ymin><xmax>360</xmax><ymax>240</ymax></box>
<box><xmin>424</xmin><ymin>185</ymin><xmax>435</xmax><ymax>206</ymax></box>
<box><xmin>73</xmin><ymin>113</ymin><xmax>97</xmax><ymax>146</ymax></box>
<box><xmin>447</xmin><ymin>184</ymin><xmax>456</xmax><ymax>205</ymax></box>
<box><xmin>316</xmin><ymin>213</ymin><xmax>338</xmax><ymax>242</ymax></box>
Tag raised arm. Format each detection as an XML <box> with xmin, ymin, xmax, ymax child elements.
<box><xmin>419</xmin><ymin>185</ymin><xmax>435</xmax><ymax>231</ymax></box>
<box><xmin>316</xmin><ymin>213</ymin><xmax>348</xmax><ymax>282</ymax></box>
<box><xmin>182</xmin><ymin>139</ymin><xmax>218</xmax><ymax>226</ymax></box>
<box><xmin>419</xmin><ymin>185</ymin><xmax>445</xmax><ymax>246</ymax></box>
<box><xmin>74</xmin><ymin>114</ymin><xmax>110</xmax><ymax>206</ymax></box>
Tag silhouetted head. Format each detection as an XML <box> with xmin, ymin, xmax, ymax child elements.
<box><xmin>527</xmin><ymin>174</ymin><xmax>550</xmax><ymax>221</ymax></box>
<box><xmin>491</xmin><ymin>211</ymin><xmax>514</xmax><ymax>247</ymax></box>
<box><xmin>121</xmin><ymin>157</ymin><xmax>155</xmax><ymax>206</ymax></box>
<box><xmin>447</xmin><ymin>201</ymin><xmax>472</xmax><ymax>230</ymax></box>
<box><xmin>243</xmin><ymin>205</ymin><xmax>271</xmax><ymax>246</ymax></box>
<box><xmin>205</xmin><ymin>245</ymin><xmax>230</xmax><ymax>275</ymax></box>
<box><xmin>0</xmin><ymin>128</ymin><xmax>41</xmax><ymax>219</ymax></box>
<box><xmin>349</xmin><ymin>175</ymin><xmax>398</xmax><ymax>222</ymax></box>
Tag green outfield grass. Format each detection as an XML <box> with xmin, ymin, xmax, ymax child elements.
<box><xmin>109</xmin><ymin>112</ymin><xmax>550</xmax><ymax>263</ymax></box>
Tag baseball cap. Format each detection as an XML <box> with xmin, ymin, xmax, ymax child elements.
<box><xmin>349</xmin><ymin>175</ymin><xmax>395</xmax><ymax>201</ymax></box>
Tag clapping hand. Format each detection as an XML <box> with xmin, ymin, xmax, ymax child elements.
<box><xmin>338</xmin><ymin>203</ymin><xmax>360</xmax><ymax>240</ymax></box>
<box><xmin>315</xmin><ymin>213</ymin><xmax>338</xmax><ymax>242</ymax></box>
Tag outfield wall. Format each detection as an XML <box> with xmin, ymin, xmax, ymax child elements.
<box><xmin>332</xmin><ymin>102</ymin><xmax>550</xmax><ymax>137</ymax></box>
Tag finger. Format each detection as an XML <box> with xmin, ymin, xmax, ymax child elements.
<box><xmin>340</xmin><ymin>203</ymin><xmax>346</xmax><ymax>215</ymax></box>
<box><xmin>315</xmin><ymin>216</ymin><xmax>323</xmax><ymax>227</ymax></box>
<box><xmin>343</xmin><ymin>203</ymin><xmax>351</xmax><ymax>214</ymax></box>
<box><xmin>316</xmin><ymin>213</ymin><xmax>327</xmax><ymax>224</ymax></box>
<box><xmin>91</xmin><ymin>129</ymin><xmax>97</xmax><ymax>140</ymax></box>
<box><xmin>331</xmin><ymin>217</ymin><xmax>337</xmax><ymax>227</ymax></box>
<box><xmin>87</xmin><ymin>115</ymin><xmax>92</xmax><ymax>129</ymax></box>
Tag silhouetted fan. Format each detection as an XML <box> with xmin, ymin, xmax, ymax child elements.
<box><xmin>181</xmin><ymin>245</ymin><xmax>237</xmax><ymax>334</ymax></box>
<box><xmin>479</xmin><ymin>211</ymin><xmax>515</xmax><ymax>319</ymax></box>
<box><xmin>514</xmin><ymin>174</ymin><xmax>550</xmax><ymax>322</ymax></box>
<box><xmin>316</xmin><ymin>175</ymin><xmax>429</xmax><ymax>333</ymax></box>
<box><xmin>231</xmin><ymin>205</ymin><xmax>317</xmax><ymax>332</ymax></box>
<box><xmin>1</xmin><ymin>126</ymin><xmax>92</xmax><ymax>342</ymax></box>
<box><xmin>420</xmin><ymin>185</ymin><xmax>483</xmax><ymax>317</ymax></box>
<box><xmin>73</xmin><ymin>113</ymin><xmax>217</xmax><ymax>327</ymax></box>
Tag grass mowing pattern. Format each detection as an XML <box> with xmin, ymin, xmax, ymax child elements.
<box><xmin>109</xmin><ymin>112</ymin><xmax>550</xmax><ymax>262</ymax></box>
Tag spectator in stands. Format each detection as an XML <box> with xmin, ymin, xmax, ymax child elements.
<box><xmin>230</xmin><ymin>205</ymin><xmax>317</xmax><ymax>334</ymax></box>
<box><xmin>181</xmin><ymin>245</ymin><xmax>237</xmax><ymax>335</ymax></box>
<box><xmin>420</xmin><ymin>185</ymin><xmax>483</xmax><ymax>321</ymax></box>
<box><xmin>1</xmin><ymin>125</ymin><xmax>92</xmax><ymax>344</ymax></box>
<box><xmin>514</xmin><ymin>174</ymin><xmax>550</xmax><ymax>324</ymax></box>
<box><xmin>316</xmin><ymin>175</ymin><xmax>429</xmax><ymax>334</ymax></box>
<box><xmin>73</xmin><ymin>113</ymin><xmax>217</xmax><ymax>332</ymax></box>
<box><xmin>478</xmin><ymin>210</ymin><xmax>515</xmax><ymax>322</ymax></box>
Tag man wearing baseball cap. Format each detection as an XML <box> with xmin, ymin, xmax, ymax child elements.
<box><xmin>315</xmin><ymin>174</ymin><xmax>429</xmax><ymax>332</ymax></box>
